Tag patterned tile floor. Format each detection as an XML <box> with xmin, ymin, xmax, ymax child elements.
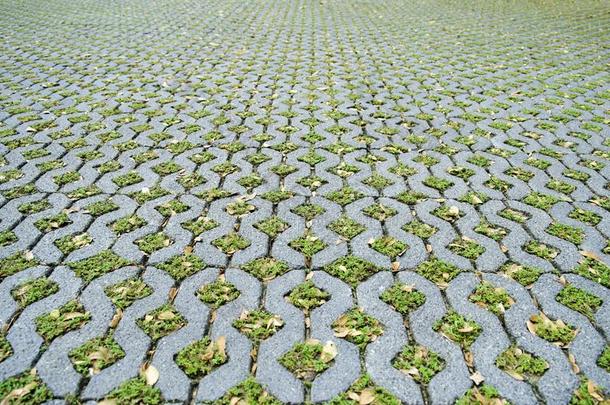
<box><xmin>0</xmin><ymin>0</ymin><xmax>609</xmax><ymax>403</ymax></box>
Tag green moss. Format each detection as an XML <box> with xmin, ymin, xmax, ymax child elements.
<box><xmin>182</xmin><ymin>216</ymin><xmax>218</xmax><ymax>235</ymax></box>
<box><xmin>292</xmin><ymin>203</ymin><xmax>325</xmax><ymax>220</ymax></box>
<box><xmin>11</xmin><ymin>278</ymin><xmax>58</xmax><ymax>308</ymax></box>
<box><xmin>3</xmin><ymin>184</ymin><xmax>37</xmax><ymax>200</ymax></box>
<box><xmin>68</xmin><ymin>250</ymin><xmax>131</xmax><ymax>283</ymax></box>
<box><xmin>556</xmin><ymin>285</ymin><xmax>602</xmax><ymax>320</ymax></box>
<box><xmin>326</xmin><ymin>187</ymin><xmax>364</xmax><ymax>206</ymax></box>
<box><xmin>380</xmin><ymin>284</ymin><xmax>426</xmax><ymax>316</ymax></box>
<box><xmin>287</xmin><ymin>281</ymin><xmax>330</xmax><ymax>312</ymax></box>
<box><xmin>328</xmin><ymin>216</ymin><xmax>365</xmax><ymax>240</ymax></box>
<box><xmin>395</xmin><ymin>191</ymin><xmax>427</xmax><ymax>205</ymax></box>
<box><xmin>432</xmin><ymin>205</ymin><xmax>463</xmax><ymax>223</ymax></box>
<box><xmin>449</xmin><ymin>238</ymin><xmax>485</xmax><ymax>260</ymax></box>
<box><xmin>212</xmin><ymin>377</ymin><xmax>281</xmax><ymax>404</ymax></box>
<box><xmin>113</xmin><ymin>171</ymin><xmax>143</xmax><ymax>187</ymax></box>
<box><xmin>547</xmin><ymin>179</ymin><xmax>575</xmax><ymax>195</ymax></box>
<box><xmin>54</xmin><ymin>233</ymin><xmax>92</xmax><ymax>254</ymax></box>
<box><xmin>524</xmin><ymin>241</ymin><xmax>558</xmax><ymax>260</ymax></box>
<box><xmin>362</xmin><ymin>204</ymin><xmax>397</xmax><ymax>222</ymax></box>
<box><xmin>415</xmin><ymin>258</ymin><xmax>462</xmax><ymax>286</ymax></box>
<box><xmin>369</xmin><ymin>236</ymin><xmax>407</xmax><ymax>259</ymax></box>
<box><xmin>68</xmin><ymin>185</ymin><xmax>102</xmax><ymax>200</ymax></box>
<box><xmin>392</xmin><ymin>345</ymin><xmax>444</xmax><ymax>384</ymax></box>
<box><xmin>328</xmin><ymin>374</ymin><xmax>400</xmax><ymax>405</ymax></box>
<box><xmin>226</xmin><ymin>201</ymin><xmax>255</xmax><ymax>216</ymax></box>
<box><xmin>255</xmin><ymin>216</ymin><xmax>288</xmax><ymax>238</ymax></box>
<box><xmin>496</xmin><ymin>346</ymin><xmax>548</xmax><ymax>381</ymax></box>
<box><xmin>99</xmin><ymin>161</ymin><xmax>121</xmax><ymax>174</ymax></box>
<box><xmin>233</xmin><ymin>310</ymin><xmax>283</xmax><ymax>342</ymax></box>
<box><xmin>176</xmin><ymin>336</ymin><xmax>227</xmax><ymax>379</ymax></box>
<box><xmin>34</xmin><ymin>212</ymin><xmax>71</xmax><ymax>232</ymax></box>
<box><xmin>0</xmin><ymin>333</ymin><xmax>12</xmax><ymax>363</ymax></box>
<box><xmin>105</xmin><ymin>278</ymin><xmax>152</xmax><ymax>310</ymax></box>
<box><xmin>290</xmin><ymin>232</ymin><xmax>326</xmax><ymax>258</ymax></box>
<box><xmin>111</xmin><ymin>215</ymin><xmax>146</xmax><ymax>234</ymax></box>
<box><xmin>241</xmin><ymin>257</ymin><xmax>289</xmax><ymax>281</ymax></box>
<box><xmin>447</xmin><ymin>166</ymin><xmax>475</xmax><ymax>180</ymax></box>
<box><xmin>456</xmin><ymin>385</ymin><xmax>508</xmax><ymax>405</ymax></box>
<box><xmin>18</xmin><ymin>200</ymin><xmax>51</xmax><ymax>214</ymax></box>
<box><xmin>0</xmin><ymin>370</ymin><xmax>53</xmax><ymax>404</ymax></box>
<box><xmin>0</xmin><ymin>230</ymin><xmax>16</xmax><ymax>247</ymax></box>
<box><xmin>528</xmin><ymin>313</ymin><xmax>576</xmax><ymax>346</ymax></box>
<box><xmin>53</xmin><ymin>171</ymin><xmax>81</xmax><ymax>186</ymax></box>
<box><xmin>499</xmin><ymin>208</ymin><xmax>528</xmax><ymax>224</ymax></box>
<box><xmin>69</xmin><ymin>336</ymin><xmax>125</xmax><ymax>376</ymax></box>
<box><xmin>469</xmin><ymin>282</ymin><xmax>513</xmax><ymax>316</ymax></box>
<box><xmin>85</xmin><ymin>199</ymin><xmax>119</xmax><ymax>216</ymax></box>
<box><xmin>136</xmin><ymin>232</ymin><xmax>173</xmax><ymax>254</ymax></box>
<box><xmin>569</xmin><ymin>208</ymin><xmax>601</xmax><ymax>225</ymax></box>
<box><xmin>0</xmin><ymin>251</ymin><xmax>39</xmax><ymax>280</ymax></box>
<box><xmin>523</xmin><ymin>192</ymin><xmax>559</xmax><ymax>210</ymax></box>
<box><xmin>363</xmin><ymin>173</ymin><xmax>393</xmax><ymax>190</ymax></box>
<box><xmin>433</xmin><ymin>311</ymin><xmax>481</xmax><ymax>348</ymax></box>
<box><xmin>103</xmin><ymin>377</ymin><xmax>163</xmax><ymax>404</ymax></box>
<box><xmin>237</xmin><ymin>174</ymin><xmax>263</xmax><ymax>189</ymax></box>
<box><xmin>324</xmin><ymin>255</ymin><xmax>381</xmax><ymax>288</ymax></box>
<box><xmin>129</xmin><ymin>186</ymin><xmax>169</xmax><ymax>204</ymax></box>
<box><xmin>403</xmin><ymin>220</ymin><xmax>436</xmax><ymax>239</ymax></box>
<box><xmin>332</xmin><ymin>308</ymin><xmax>382</xmax><ymax>350</ymax></box>
<box><xmin>198</xmin><ymin>280</ymin><xmax>240</xmax><ymax>308</ymax></box>
<box><xmin>156</xmin><ymin>254</ymin><xmax>206</xmax><ymax>280</ymax></box>
<box><xmin>485</xmin><ymin>176</ymin><xmax>512</xmax><ymax>193</ymax></box>
<box><xmin>152</xmin><ymin>162</ymin><xmax>181</xmax><ymax>176</ymax></box>
<box><xmin>156</xmin><ymin>200</ymin><xmax>189</xmax><ymax>217</ymax></box>
<box><xmin>569</xmin><ymin>379</ymin><xmax>609</xmax><ymax>405</ymax></box>
<box><xmin>574</xmin><ymin>258</ymin><xmax>610</xmax><ymax>288</ymax></box>
<box><xmin>0</xmin><ymin>169</ymin><xmax>23</xmax><ymax>184</ymax></box>
<box><xmin>35</xmin><ymin>300</ymin><xmax>91</xmax><ymax>343</ymax></box>
<box><xmin>213</xmin><ymin>233</ymin><xmax>251</xmax><ymax>255</ymax></box>
<box><xmin>597</xmin><ymin>346</ymin><xmax>610</xmax><ymax>372</ymax></box>
<box><xmin>503</xmin><ymin>263</ymin><xmax>542</xmax><ymax>286</ymax></box>
<box><xmin>423</xmin><ymin>176</ymin><xmax>453</xmax><ymax>191</ymax></box>
<box><xmin>137</xmin><ymin>304</ymin><xmax>186</xmax><ymax>341</ymax></box>
<box><xmin>279</xmin><ymin>340</ymin><xmax>333</xmax><ymax>381</ymax></box>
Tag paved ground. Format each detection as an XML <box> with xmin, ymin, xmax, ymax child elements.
<box><xmin>0</xmin><ymin>0</ymin><xmax>609</xmax><ymax>403</ymax></box>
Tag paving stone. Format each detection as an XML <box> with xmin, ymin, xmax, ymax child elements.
<box><xmin>0</xmin><ymin>0</ymin><xmax>609</xmax><ymax>403</ymax></box>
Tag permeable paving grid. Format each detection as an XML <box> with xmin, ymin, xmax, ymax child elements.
<box><xmin>0</xmin><ymin>0</ymin><xmax>609</xmax><ymax>403</ymax></box>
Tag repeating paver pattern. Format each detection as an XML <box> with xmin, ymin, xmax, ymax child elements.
<box><xmin>0</xmin><ymin>0</ymin><xmax>609</xmax><ymax>403</ymax></box>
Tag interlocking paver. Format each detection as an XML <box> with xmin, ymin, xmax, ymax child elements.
<box><xmin>1</xmin><ymin>0</ymin><xmax>609</xmax><ymax>403</ymax></box>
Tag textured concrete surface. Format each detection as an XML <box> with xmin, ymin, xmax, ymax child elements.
<box><xmin>0</xmin><ymin>0</ymin><xmax>609</xmax><ymax>403</ymax></box>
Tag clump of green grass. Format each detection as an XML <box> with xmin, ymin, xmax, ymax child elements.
<box><xmin>105</xmin><ymin>278</ymin><xmax>152</xmax><ymax>309</ymax></box>
<box><xmin>393</xmin><ymin>345</ymin><xmax>445</xmax><ymax>384</ymax></box>
<box><xmin>527</xmin><ymin>313</ymin><xmax>576</xmax><ymax>346</ymax></box>
<box><xmin>137</xmin><ymin>304</ymin><xmax>186</xmax><ymax>341</ymax></box>
<box><xmin>433</xmin><ymin>311</ymin><xmax>481</xmax><ymax>348</ymax></box>
<box><xmin>556</xmin><ymin>285</ymin><xmax>602</xmax><ymax>320</ymax></box>
<box><xmin>11</xmin><ymin>278</ymin><xmax>59</xmax><ymax>308</ymax></box>
<box><xmin>469</xmin><ymin>282</ymin><xmax>514</xmax><ymax>316</ymax></box>
<box><xmin>176</xmin><ymin>336</ymin><xmax>227</xmax><ymax>379</ymax></box>
<box><xmin>332</xmin><ymin>308</ymin><xmax>383</xmax><ymax>350</ymax></box>
<box><xmin>69</xmin><ymin>336</ymin><xmax>125</xmax><ymax>376</ymax></box>
<box><xmin>233</xmin><ymin>310</ymin><xmax>283</xmax><ymax>343</ymax></box>
<box><xmin>279</xmin><ymin>340</ymin><xmax>335</xmax><ymax>382</ymax></box>
<box><xmin>380</xmin><ymin>284</ymin><xmax>426</xmax><ymax>316</ymax></box>
<box><xmin>68</xmin><ymin>250</ymin><xmax>131</xmax><ymax>283</ymax></box>
<box><xmin>324</xmin><ymin>256</ymin><xmax>381</xmax><ymax>287</ymax></box>
<box><xmin>241</xmin><ymin>257</ymin><xmax>289</xmax><ymax>281</ymax></box>
<box><xmin>415</xmin><ymin>258</ymin><xmax>462</xmax><ymax>287</ymax></box>
<box><xmin>495</xmin><ymin>346</ymin><xmax>548</xmax><ymax>381</ymax></box>
<box><xmin>197</xmin><ymin>280</ymin><xmax>240</xmax><ymax>308</ymax></box>
<box><xmin>287</xmin><ymin>281</ymin><xmax>330</xmax><ymax>312</ymax></box>
<box><xmin>36</xmin><ymin>300</ymin><xmax>91</xmax><ymax>343</ymax></box>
